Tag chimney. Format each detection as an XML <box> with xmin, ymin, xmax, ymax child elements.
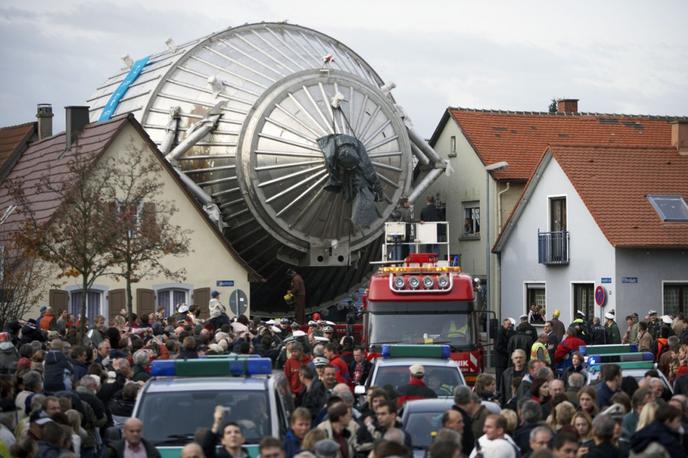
<box><xmin>65</xmin><ymin>106</ymin><xmax>90</xmax><ymax>148</ymax></box>
<box><xmin>36</xmin><ymin>103</ymin><xmax>53</xmax><ymax>140</ymax></box>
<box><xmin>671</xmin><ymin>120</ymin><xmax>688</xmax><ymax>156</ymax></box>
<box><xmin>557</xmin><ymin>99</ymin><xmax>579</xmax><ymax>114</ymax></box>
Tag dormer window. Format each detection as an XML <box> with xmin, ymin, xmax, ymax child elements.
<box><xmin>647</xmin><ymin>195</ymin><xmax>688</xmax><ymax>221</ymax></box>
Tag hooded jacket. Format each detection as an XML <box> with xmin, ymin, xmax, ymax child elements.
<box><xmin>43</xmin><ymin>350</ymin><xmax>73</xmax><ymax>392</ymax></box>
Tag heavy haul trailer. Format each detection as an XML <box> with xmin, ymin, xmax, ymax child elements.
<box><xmin>89</xmin><ymin>23</ymin><xmax>449</xmax><ymax>313</ymax></box>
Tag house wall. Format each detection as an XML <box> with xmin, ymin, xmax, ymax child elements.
<box><xmin>32</xmin><ymin>124</ymin><xmax>250</xmax><ymax>322</ymax></box>
<box><xmin>615</xmin><ymin>249</ymin><xmax>688</xmax><ymax>317</ymax></box>
<box><xmin>499</xmin><ymin>157</ymin><xmax>616</xmax><ymax>326</ymax></box>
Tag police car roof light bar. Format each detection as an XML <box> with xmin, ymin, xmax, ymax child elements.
<box><xmin>151</xmin><ymin>357</ymin><xmax>273</xmax><ymax>377</ymax></box>
<box><xmin>578</xmin><ymin>344</ymin><xmax>637</xmax><ymax>355</ymax></box>
<box><xmin>381</xmin><ymin>344</ymin><xmax>450</xmax><ymax>359</ymax></box>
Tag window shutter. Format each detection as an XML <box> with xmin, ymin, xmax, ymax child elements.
<box><xmin>136</xmin><ymin>288</ymin><xmax>156</xmax><ymax>318</ymax></box>
<box><xmin>141</xmin><ymin>202</ymin><xmax>159</xmax><ymax>236</ymax></box>
<box><xmin>193</xmin><ymin>287</ymin><xmax>211</xmax><ymax>320</ymax></box>
<box><xmin>48</xmin><ymin>289</ymin><xmax>69</xmax><ymax>311</ymax></box>
<box><xmin>108</xmin><ymin>289</ymin><xmax>125</xmax><ymax>325</ymax></box>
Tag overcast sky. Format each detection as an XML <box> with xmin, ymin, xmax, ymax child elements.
<box><xmin>1</xmin><ymin>0</ymin><xmax>687</xmax><ymax>137</ymax></box>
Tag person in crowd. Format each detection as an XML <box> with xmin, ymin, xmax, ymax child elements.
<box><xmin>102</xmin><ymin>417</ymin><xmax>161</xmax><ymax>458</ymax></box>
<box><xmin>516</xmin><ymin>359</ymin><xmax>545</xmax><ymax>401</ymax></box>
<box><xmin>297</xmin><ymin>366</ymin><xmax>328</xmax><ymax>421</ymax></box>
<box><xmin>604</xmin><ymin>312</ymin><xmax>621</xmax><ymax>344</ymax></box>
<box><xmin>528</xmin><ymin>425</ymin><xmax>553</xmax><ymax>454</ymax></box>
<box><xmin>474</xmin><ymin>374</ymin><xmax>499</xmax><ymax>404</ymax></box>
<box><xmin>595</xmin><ymin>364</ymin><xmax>621</xmax><ymax>410</ymax></box>
<box><xmin>548</xmin><ymin>401</ymin><xmax>576</xmax><ymax>432</ymax></box>
<box><xmin>570</xmin><ymin>311</ymin><xmax>590</xmax><ymax>343</ymax></box>
<box><xmin>571</xmin><ymin>411</ymin><xmax>593</xmax><ymax>444</ymax></box>
<box><xmin>577</xmin><ymin>386</ymin><xmax>599</xmax><ymax>419</ymax></box>
<box><xmin>530</xmin><ymin>334</ymin><xmax>551</xmax><ymax>365</ymax></box>
<box><xmin>562</xmin><ymin>351</ymin><xmax>587</xmax><ymax>382</ymax></box>
<box><xmin>284</xmin><ymin>408</ymin><xmax>312</xmax><ymax>458</ymax></box>
<box><xmin>452</xmin><ymin>386</ymin><xmax>476</xmax><ymax>456</ymax></box>
<box><xmin>507</xmin><ymin>316</ymin><xmax>537</xmax><ymax>360</ymax></box>
<box><xmin>552</xmin><ymin>430</ymin><xmax>579</xmax><ymax>458</ymax></box>
<box><xmin>322</xmin><ymin>366</ymin><xmax>338</xmax><ymax>392</ymax></box>
<box><xmin>316</xmin><ymin>402</ymin><xmax>357</xmax><ymax>458</ymax></box>
<box><xmin>469</xmin><ymin>414</ymin><xmax>518</xmax><ymax>458</ymax></box>
<box><xmin>495</xmin><ymin>318</ymin><xmax>515</xmax><ymax>395</ymax></box>
<box><xmin>564</xmin><ymin>373</ymin><xmax>584</xmax><ymax>406</ymax></box>
<box><xmin>549</xmin><ymin>310</ymin><xmax>566</xmax><ymax>342</ymax></box>
<box><xmin>500</xmin><ymin>350</ymin><xmax>526</xmax><ymax>406</ymax></box>
<box><xmin>441</xmin><ymin>409</ymin><xmax>465</xmax><ymax>436</ymax></box>
<box><xmin>396</xmin><ymin>365</ymin><xmax>436</xmax><ymax>407</ymax></box>
<box><xmin>323</xmin><ymin>344</ymin><xmax>350</xmax><ymax>386</ymax></box>
<box><xmin>637</xmin><ymin>321</ymin><xmax>654</xmax><ymax>352</ymax></box>
<box><xmin>584</xmin><ymin>414</ymin><xmax>621</xmax><ymax>458</ymax></box>
<box><xmin>348</xmin><ymin>346</ymin><xmax>370</xmax><ymax>387</ymax></box>
<box><xmin>543</xmin><ymin>321</ymin><xmax>560</xmax><ymax>363</ymax></box>
<box><xmin>622</xmin><ymin>314</ymin><xmax>639</xmax><ymax>345</ymax></box>
<box><xmin>513</xmin><ymin>399</ymin><xmax>542</xmax><ymax>455</ymax></box>
<box><xmin>201</xmin><ymin>406</ymin><xmax>250</xmax><ymax>458</ymax></box>
<box><xmin>260</xmin><ymin>437</ymin><xmax>286</xmax><ymax>458</ymax></box>
<box><xmin>529</xmin><ymin>378</ymin><xmax>552</xmax><ymax>419</ymax></box>
<box><xmin>285</xmin><ymin>342</ymin><xmax>311</xmax><ymax>396</ymax></box>
<box><xmin>554</xmin><ymin>328</ymin><xmax>586</xmax><ymax>365</ymax></box>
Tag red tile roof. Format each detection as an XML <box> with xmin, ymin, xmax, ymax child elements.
<box><xmin>0</xmin><ymin>122</ymin><xmax>36</xmax><ymax>178</ymax></box>
<box><xmin>550</xmin><ymin>145</ymin><xmax>688</xmax><ymax>248</ymax></box>
<box><xmin>445</xmin><ymin>108</ymin><xmax>682</xmax><ymax>181</ymax></box>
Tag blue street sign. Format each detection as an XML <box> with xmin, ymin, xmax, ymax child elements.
<box><xmin>621</xmin><ymin>277</ymin><xmax>638</xmax><ymax>284</ymax></box>
<box><xmin>216</xmin><ymin>280</ymin><xmax>235</xmax><ymax>287</ymax></box>
<box><xmin>601</xmin><ymin>277</ymin><xmax>612</xmax><ymax>284</ymax></box>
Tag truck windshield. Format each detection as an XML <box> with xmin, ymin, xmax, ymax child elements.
<box><xmin>368</xmin><ymin>311</ymin><xmax>473</xmax><ymax>347</ymax></box>
<box><xmin>136</xmin><ymin>390</ymin><xmax>270</xmax><ymax>445</ymax></box>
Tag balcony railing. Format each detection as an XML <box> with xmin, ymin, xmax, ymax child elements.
<box><xmin>538</xmin><ymin>230</ymin><xmax>570</xmax><ymax>265</ymax></box>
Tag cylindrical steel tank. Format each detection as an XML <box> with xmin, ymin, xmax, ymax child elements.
<box><xmin>88</xmin><ymin>22</ymin><xmax>436</xmax><ymax>312</ymax></box>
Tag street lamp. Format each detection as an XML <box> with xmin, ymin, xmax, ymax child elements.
<box><xmin>484</xmin><ymin>161</ymin><xmax>508</xmax><ymax>369</ymax></box>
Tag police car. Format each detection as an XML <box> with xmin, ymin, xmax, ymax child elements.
<box><xmin>132</xmin><ymin>356</ymin><xmax>293</xmax><ymax>458</ymax></box>
<box><xmin>355</xmin><ymin>345</ymin><xmax>466</xmax><ymax>400</ymax></box>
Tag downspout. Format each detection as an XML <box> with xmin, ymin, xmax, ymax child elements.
<box><xmin>494</xmin><ymin>181</ymin><xmax>509</xmax><ymax>322</ymax></box>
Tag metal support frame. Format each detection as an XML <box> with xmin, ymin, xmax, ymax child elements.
<box><xmin>160</xmin><ymin>106</ymin><xmax>181</xmax><ymax>154</ymax></box>
<box><xmin>165</xmin><ymin>101</ymin><xmax>225</xmax><ymax>162</ymax></box>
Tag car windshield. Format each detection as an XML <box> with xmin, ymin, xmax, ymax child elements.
<box><xmin>137</xmin><ymin>390</ymin><xmax>270</xmax><ymax>445</ymax></box>
<box><xmin>368</xmin><ymin>311</ymin><xmax>473</xmax><ymax>347</ymax></box>
<box><xmin>405</xmin><ymin>411</ymin><xmax>445</xmax><ymax>448</ymax></box>
<box><xmin>374</xmin><ymin>366</ymin><xmax>462</xmax><ymax>397</ymax></box>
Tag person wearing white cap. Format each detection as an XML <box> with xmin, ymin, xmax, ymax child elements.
<box><xmin>604</xmin><ymin>311</ymin><xmax>621</xmax><ymax>344</ymax></box>
<box><xmin>396</xmin><ymin>364</ymin><xmax>437</xmax><ymax>407</ymax></box>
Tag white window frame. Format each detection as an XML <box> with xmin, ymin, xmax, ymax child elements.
<box><xmin>449</xmin><ymin>135</ymin><xmax>457</xmax><ymax>157</ymax></box>
<box><xmin>648</xmin><ymin>195</ymin><xmax>688</xmax><ymax>222</ymax></box>
<box><xmin>523</xmin><ymin>281</ymin><xmax>546</xmax><ymax>317</ymax></box>
<box><xmin>461</xmin><ymin>201</ymin><xmax>481</xmax><ymax>239</ymax></box>
<box><xmin>153</xmin><ymin>283</ymin><xmax>192</xmax><ymax>317</ymax></box>
<box><xmin>569</xmin><ymin>280</ymin><xmax>595</xmax><ymax>321</ymax></box>
<box><xmin>65</xmin><ymin>284</ymin><xmax>108</xmax><ymax>325</ymax></box>
<box><xmin>546</xmin><ymin>194</ymin><xmax>568</xmax><ymax>232</ymax></box>
<box><xmin>115</xmin><ymin>199</ymin><xmax>144</xmax><ymax>238</ymax></box>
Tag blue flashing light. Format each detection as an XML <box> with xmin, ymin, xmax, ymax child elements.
<box><xmin>440</xmin><ymin>345</ymin><xmax>451</xmax><ymax>359</ymax></box>
<box><xmin>381</xmin><ymin>345</ymin><xmax>392</xmax><ymax>359</ymax></box>
<box><xmin>150</xmin><ymin>357</ymin><xmax>273</xmax><ymax>377</ymax></box>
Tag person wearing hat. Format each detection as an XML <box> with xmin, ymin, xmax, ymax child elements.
<box><xmin>648</xmin><ymin>310</ymin><xmax>661</xmax><ymax>340</ymax></box>
<box><xmin>637</xmin><ymin>321</ymin><xmax>654</xmax><ymax>353</ymax></box>
<box><xmin>297</xmin><ymin>365</ymin><xmax>327</xmax><ymax>420</ymax></box>
<box><xmin>550</xmin><ymin>309</ymin><xmax>566</xmax><ymax>341</ymax></box>
<box><xmin>622</xmin><ymin>314</ymin><xmax>639</xmax><ymax>345</ymax></box>
<box><xmin>396</xmin><ymin>364</ymin><xmax>437</xmax><ymax>408</ymax></box>
<box><xmin>286</xmin><ymin>269</ymin><xmax>306</xmax><ymax>325</ymax></box>
<box><xmin>604</xmin><ymin>312</ymin><xmax>621</xmax><ymax>344</ymax></box>
<box><xmin>571</xmin><ymin>310</ymin><xmax>591</xmax><ymax>344</ymax></box>
<box><xmin>494</xmin><ymin>318</ymin><xmax>515</xmax><ymax>396</ymax></box>
<box><xmin>530</xmin><ymin>333</ymin><xmax>551</xmax><ymax>365</ymax></box>
<box><xmin>208</xmin><ymin>290</ymin><xmax>231</xmax><ymax>331</ymax></box>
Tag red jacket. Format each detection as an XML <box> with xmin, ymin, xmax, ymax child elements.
<box><xmin>284</xmin><ymin>354</ymin><xmax>311</xmax><ymax>394</ymax></box>
<box><xmin>554</xmin><ymin>336</ymin><xmax>586</xmax><ymax>364</ymax></box>
<box><xmin>396</xmin><ymin>377</ymin><xmax>437</xmax><ymax>408</ymax></box>
<box><xmin>329</xmin><ymin>355</ymin><xmax>351</xmax><ymax>385</ymax></box>
<box><xmin>39</xmin><ymin>312</ymin><xmax>56</xmax><ymax>331</ymax></box>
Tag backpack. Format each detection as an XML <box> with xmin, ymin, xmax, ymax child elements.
<box><xmin>0</xmin><ymin>342</ymin><xmax>18</xmax><ymax>375</ymax></box>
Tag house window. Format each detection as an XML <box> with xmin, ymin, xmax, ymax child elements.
<box><xmin>462</xmin><ymin>202</ymin><xmax>480</xmax><ymax>238</ymax></box>
<box><xmin>70</xmin><ymin>290</ymin><xmax>102</xmax><ymax>327</ymax></box>
<box><xmin>157</xmin><ymin>288</ymin><xmax>189</xmax><ymax>317</ymax></box>
<box><xmin>549</xmin><ymin>197</ymin><xmax>567</xmax><ymax>231</ymax></box>
<box><xmin>648</xmin><ymin>195</ymin><xmax>688</xmax><ymax>221</ymax></box>
<box><xmin>573</xmin><ymin>283</ymin><xmax>594</xmax><ymax>323</ymax></box>
<box><xmin>664</xmin><ymin>283</ymin><xmax>688</xmax><ymax>315</ymax></box>
<box><xmin>449</xmin><ymin>136</ymin><xmax>457</xmax><ymax>157</ymax></box>
<box><xmin>526</xmin><ymin>283</ymin><xmax>546</xmax><ymax>319</ymax></box>
<box><xmin>115</xmin><ymin>199</ymin><xmax>144</xmax><ymax>238</ymax></box>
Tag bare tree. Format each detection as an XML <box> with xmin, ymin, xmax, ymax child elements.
<box><xmin>0</xmin><ymin>252</ymin><xmax>50</xmax><ymax>329</ymax></box>
<box><xmin>8</xmin><ymin>152</ymin><xmax>120</xmax><ymax>340</ymax></box>
<box><xmin>103</xmin><ymin>146</ymin><xmax>191</xmax><ymax>322</ymax></box>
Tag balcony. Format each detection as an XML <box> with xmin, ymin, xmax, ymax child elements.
<box><xmin>538</xmin><ymin>230</ymin><xmax>570</xmax><ymax>265</ymax></box>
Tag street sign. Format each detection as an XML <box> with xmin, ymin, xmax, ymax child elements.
<box><xmin>601</xmin><ymin>277</ymin><xmax>612</xmax><ymax>284</ymax></box>
<box><xmin>229</xmin><ymin>289</ymin><xmax>248</xmax><ymax>316</ymax></box>
<box><xmin>216</xmin><ymin>280</ymin><xmax>234</xmax><ymax>287</ymax></box>
<box><xmin>595</xmin><ymin>285</ymin><xmax>606</xmax><ymax>306</ymax></box>
<box><xmin>621</xmin><ymin>277</ymin><xmax>638</xmax><ymax>284</ymax></box>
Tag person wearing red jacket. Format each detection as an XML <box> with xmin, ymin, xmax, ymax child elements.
<box><xmin>324</xmin><ymin>342</ymin><xmax>350</xmax><ymax>386</ymax></box>
<box><xmin>284</xmin><ymin>341</ymin><xmax>311</xmax><ymax>395</ymax></box>
<box><xmin>396</xmin><ymin>364</ymin><xmax>437</xmax><ymax>408</ymax></box>
<box><xmin>554</xmin><ymin>328</ymin><xmax>586</xmax><ymax>364</ymax></box>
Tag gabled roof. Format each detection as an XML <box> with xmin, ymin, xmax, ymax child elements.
<box><xmin>433</xmin><ymin>108</ymin><xmax>682</xmax><ymax>181</ymax></box>
<box><xmin>494</xmin><ymin>144</ymin><xmax>688</xmax><ymax>251</ymax></box>
<box><xmin>0</xmin><ymin>115</ymin><xmax>261</xmax><ymax>281</ymax></box>
<box><xmin>0</xmin><ymin>122</ymin><xmax>36</xmax><ymax>180</ymax></box>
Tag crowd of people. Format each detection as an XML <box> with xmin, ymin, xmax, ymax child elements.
<box><xmin>0</xmin><ymin>301</ymin><xmax>688</xmax><ymax>458</ymax></box>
